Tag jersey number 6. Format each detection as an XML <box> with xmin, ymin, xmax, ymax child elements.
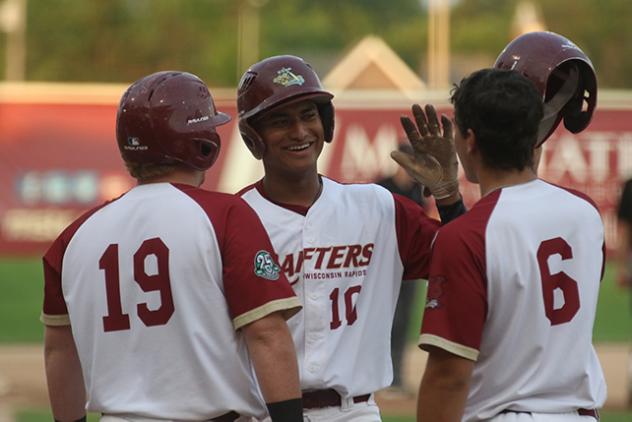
<box><xmin>537</xmin><ymin>237</ymin><xmax>580</xmax><ymax>326</ymax></box>
<box><xmin>99</xmin><ymin>238</ymin><xmax>175</xmax><ymax>332</ymax></box>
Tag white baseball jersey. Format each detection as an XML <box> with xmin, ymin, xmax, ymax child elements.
<box><xmin>419</xmin><ymin>179</ymin><xmax>607</xmax><ymax>422</ymax></box>
<box><xmin>42</xmin><ymin>182</ymin><xmax>301</xmax><ymax>420</ymax></box>
<box><xmin>238</xmin><ymin>177</ymin><xmax>439</xmax><ymax>397</ymax></box>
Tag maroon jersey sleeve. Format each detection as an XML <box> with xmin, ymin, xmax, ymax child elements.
<box><xmin>42</xmin><ymin>206</ymin><xmax>105</xmax><ymax>325</ymax></box>
<box><xmin>182</xmin><ymin>187</ymin><xmax>301</xmax><ymax>329</ymax></box>
<box><xmin>42</xmin><ymin>236</ymin><xmax>69</xmax><ymax>323</ymax></box>
<box><xmin>393</xmin><ymin>193</ymin><xmax>441</xmax><ymax>280</ymax></box>
<box><xmin>418</xmin><ymin>201</ymin><xmax>492</xmax><ymax>361</ymax></box>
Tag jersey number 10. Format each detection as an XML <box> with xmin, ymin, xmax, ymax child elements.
<box><xmin>99</xmin><ymin>238</ymin><xmax>175</xmax><ymax>332</ymax></box>
<box><xmin>329</xmin><ymin>285</ymin><xmax>362</xmax><ymax>330</ymax></box>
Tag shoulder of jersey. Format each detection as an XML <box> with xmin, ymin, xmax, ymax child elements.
<box><xmin>54</xmin><ymin>195</ymin><xmax>122</xmax><ymax>247</ymax></box>
<box><xmin>235</xmin><ymin>182</ymin><xmax>258</xmax><ymax>198</ymax></box>
<box><xmin>322</xmin><ymin>176</ymin><xmax>389</xmax><ymax>194</ymax></box>
<box><xmin>174</xmin><ymin>184</ymin><xmax>246</xmax><ymax>205</ymax></box>
<box><xmin>544</xmin><ymin>180</ymin><xmax>600</xmax><ymax>212</ymax></box>
<box><xmin>439</xmin><ymin>190</ymin><xmax>500</xmax><ymax>234</ymax></box>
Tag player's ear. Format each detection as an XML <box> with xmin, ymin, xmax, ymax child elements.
<box><xmin>465</xmin><ymin>129</ymin><xmax>477</xmax><ymax>155</ymax></box>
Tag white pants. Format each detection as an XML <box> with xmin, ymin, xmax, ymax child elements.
<box><xmin>258</xmin><ymin>394</ymin><xmax>381</xmax><ymax>422</ymax></box>
<box><xmin>101</xmin><ymin>415</ymin><xmax>255</xmax><ymax>422</ymax></box>
<box><xmin>488</xmin><ymin>410</ymin><xmax>598</xmax><ymax>422</ymax></box>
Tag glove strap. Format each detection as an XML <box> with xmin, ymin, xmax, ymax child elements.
<box><xmin>430</xmin><ymin>180</ymin><xmax>459</xmax><ymax>200</ymax></box>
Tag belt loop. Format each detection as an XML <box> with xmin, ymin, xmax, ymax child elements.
<box><xmin>340</xmin><ymin>395</ymin><xmax>354</xmax><ymax>412</ymax></box>
<box><xmin>367</xmin><ymin>393</ymin><xmax>376</xmax><ymax>405</ymax></box>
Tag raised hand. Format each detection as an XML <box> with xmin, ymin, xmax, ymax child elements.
<box><xmin>392</xmin><ymin>104</ymin><xmax>459</xmax><ymax>200</ymax></box>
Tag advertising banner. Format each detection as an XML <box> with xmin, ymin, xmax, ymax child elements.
<box><xmin>2</xmin><ymin>92</ymin><xmax>632</xmax><ymax>255</ymax></box>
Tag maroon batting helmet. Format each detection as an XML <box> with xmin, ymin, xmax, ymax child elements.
<box><xmin>237</xmin><ymin>55</ymin><xmax>334</xmax><ymax>159</ymax></box>
<box><xmin>116</xmin><ymin>71</ymin><xmax>231</xmax><ymax>170</ymax></box>
<box><xmin>494</xmin><ymin>31</ymin><xmax>597</xmax><ymax>146</ymax></box>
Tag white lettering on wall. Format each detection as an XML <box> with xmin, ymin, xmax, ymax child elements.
<box><xmin>616</xmin><ymin>132</ymin><xmax>632</xmax><ymax>179</ymax></box>
<box><xmin>585</xmin><ymin>132</ymin><xmax>613</xmax><ymax>183</ymax></box>
<box><xmin>340</xmin><ymin>124</ymin><xmax>398</xmax><ymax>181</ymax></box>
<box><xmin>546</xmin><ymin>135</ymin><xmax>589</xmax><ymax>183</ymax></box>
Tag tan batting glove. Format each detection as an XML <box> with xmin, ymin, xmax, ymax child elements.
<box><xmin>391</xmin><ymin>104</ymin><xmax>459</xmax><ymax>200</ymax></box>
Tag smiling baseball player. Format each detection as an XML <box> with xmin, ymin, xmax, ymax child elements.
<box><xmin>235</xmin><ymin>55</ymin><xmax>465</xmax><ymax>421</ymax></box>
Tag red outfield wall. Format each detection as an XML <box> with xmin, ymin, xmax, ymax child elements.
<box><xmin>1</xmin><ymin>88</ymin><xmax>632</xmax><ymax>255</ymax></box>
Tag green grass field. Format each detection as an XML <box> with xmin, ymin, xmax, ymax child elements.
<box><xmin>2</xmin><ymin>257</ymin><xmax>631</xmax><ymax>344</ymax></box>
<box><xmin>13</xmin><ymin>409</ymin><xmax>632</xmax><ymax>422</ymax></box>
<box><xmin>2</xmin><ymin>257</ymin><xmax>631</xmax><ymax>421</ymax></box>
<box><xmin>0</xmin><ymin>257</ymin><xmax>46</xmax><ymax>343</ymax></box>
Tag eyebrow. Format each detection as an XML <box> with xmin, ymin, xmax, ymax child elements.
<box><xmin>259</xmin><ymin>104</ymin><xmax>317</xmax><ymax>122</ymax></box>
<box><xmin>299</xmin><ymin>103</ymin><xmax>318</xmax><ymax>112</ymax></box>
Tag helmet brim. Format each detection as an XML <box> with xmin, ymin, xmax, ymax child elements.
<box><xmin>241</xmin><ymin>90</ymin><xmax>334</xmax><ymax>122</ymax></box>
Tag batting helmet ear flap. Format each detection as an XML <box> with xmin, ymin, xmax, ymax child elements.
<box><xmin>239</xmin><ymin>120</ymin><xmax>265</xmax><ymax>160</ymax></box>
<box><xmin>562</xmin><ymin>62</ymin><xmax>598</xmax><ymax>134</ymax></box>
<box><xmin>318</xmin><ymin>102</ymin><xmax>335</xmax><ymax>142</ymax></box>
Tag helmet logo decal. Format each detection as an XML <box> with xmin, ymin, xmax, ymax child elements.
<box><xmin>123</xmin><ymin>137</ymin><xmax>148</xmax><ymax>151</ymax></box>
<box><xmin>254</xmin><ymin>250</ymin><xmax>281</xmax><ymax>281</ymax></box>
<box><xmin>561</xmin><ymin>41</ymin><xmax>578</xmax><ymax>51</ymax></box>
<box><xmin>273</xmin><ymin>67</ymin><xmax>305</xmax><ymax>87</ymax></box>
<box><xmin>187</xmin><ymin>115</ymin><xmax>210</xmax><ymax>125</ymax></box>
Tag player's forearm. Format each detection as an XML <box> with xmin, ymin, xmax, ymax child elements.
<box><xmin>417</xmin><ymin>378</ymin><xmax>468</xmax><ymax>422</ymax></box>
<box><xmin>417</xmin><ymin>349</ymin><xmax>472</xmax><ymax>422</ymax></box>
<box><xmin>243</xmin><ymin>313</ymin><xmax>302</xmax><ymax>403</ymax></box>
<box><xmin>44</xmin><ymin>326</ymin><xmax>86</xmax><ymax>421</ymax></box>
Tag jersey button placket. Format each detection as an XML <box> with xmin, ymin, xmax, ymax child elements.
<box><xmin>302</xmin><ymin>217</ymin><xmax>325</xmax><ymax>376</ymax></box>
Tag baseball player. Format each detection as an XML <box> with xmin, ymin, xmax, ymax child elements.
<box><xmin>417</xmin><ymin>68</ymin><xmax>606</xmax><ymax>422</ymax></box>
<box><xmin>617</xmin><ymin>178</ymin><xmax>632</xmax><ymax>289</ymax></box>
<box><xmin>494</xmin><ymin>31</ymin><xmax>598</xmax><ymax>171</ymax></box>
<box><xmin>41</xmin><ymin>71</ymin><xmax>304</xmax><ymax>422</ymax></box>
<box><xmin>235</xmin><ymin>55</ymin><xmax>465</xmax><ymax>421</ymax></box>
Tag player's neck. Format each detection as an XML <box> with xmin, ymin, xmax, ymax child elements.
<box><xmin>478</xmin><ymin>167</ymin><xmax>537</xmax><ymax>197</ymax></box>
<box><xmin>262</xmin><ymin>172</ymin><xmax>322</xmax><ymax>207</ymax></box>
<box><xmin>137</xmin><ymin>168</ymin><xmax>205</xmax><ymax>187</ymax></box>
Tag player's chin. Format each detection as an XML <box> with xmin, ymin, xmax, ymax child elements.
<box><xmin>281</xmin><ymin>156</ymin><xmax>319</xmax><ymax>175</ymax></box>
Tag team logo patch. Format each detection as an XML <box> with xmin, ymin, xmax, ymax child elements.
<box><xmin>254</xmin><ymin>250</ymin><xmax>281</xmax><ymax>280</ymax></box>
<box><xmin>425</xmin><ymin>276</ymin><xmax>446</xmax><ymax>309</ymax></box>
<box><xmin>273</xmin><ymin>67</ymin><xmax>305</xmax><ymax>87</ymax></box>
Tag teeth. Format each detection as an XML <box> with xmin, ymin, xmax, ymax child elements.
<box><xmin>288</xmin><ymin>143</ymin><xmax>310</xmax><ymax>151</ymax></box>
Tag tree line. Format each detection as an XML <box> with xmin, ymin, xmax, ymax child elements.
<box><xmin>11</xmin><ymin>0</ymin><xmax>631</xmax><ymax>88</ymax></box>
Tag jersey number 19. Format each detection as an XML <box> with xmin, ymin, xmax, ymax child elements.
<box><xmin>99</xmin><ymin>237</ymin><xmax>175</xmax><ymax>332</ymax></box>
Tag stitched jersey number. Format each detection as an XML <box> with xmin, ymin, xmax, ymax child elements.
<box><xmin>536</xmin><ymin>237</ymin><xmax>580</xmax><ymax>325</ymax></box>
<box><xmin>329</xmin><ymin>285</ymin><xmax>362</xmax><ymax>329</ymax></box>
<box><xmin>99</xmin><ymin>238</ymin><xmax>174</xmax><ymax>332</ymax></box>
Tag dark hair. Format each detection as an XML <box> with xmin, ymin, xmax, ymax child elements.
<box><xmin>450</xmin><ymin>68</ymin><xmax>544</xmax><ymax>171</ymax></box>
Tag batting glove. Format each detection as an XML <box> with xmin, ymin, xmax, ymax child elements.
<box><xmin>392</xmin><ymin>104</ymin><xmax>459</xmax><ymax>200</ymax></box>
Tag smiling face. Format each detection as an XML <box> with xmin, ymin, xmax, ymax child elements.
<box><xmin>253</xmin><ymin>99</ymin><xmax>325</xmax><ymax>178</ymax></box>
